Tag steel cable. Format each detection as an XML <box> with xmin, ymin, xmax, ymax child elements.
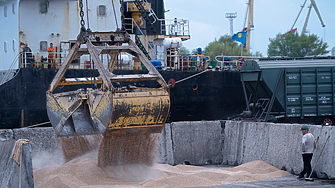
<box><xmin>111</xmin><ymin>0</ymin><xmax>119</xmax><ymax>30</ymax></box>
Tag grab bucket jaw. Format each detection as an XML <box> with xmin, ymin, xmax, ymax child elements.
<box><xmin>46</xmin><ymin>89</ymin><xmax>113</xmax><ymax>137</ymax></box>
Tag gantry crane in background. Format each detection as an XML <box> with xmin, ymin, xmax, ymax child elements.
<box><xmin>242</xmin><ymin>0</ymin><xmax>253</xmax><ymax>54</ymax></box>
<box><xmin>283</xmin><ymin>0</ymin><xmax>325</xmax><ymax>37</ymax></box>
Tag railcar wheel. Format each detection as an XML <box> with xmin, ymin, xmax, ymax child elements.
<box><xmin>323</xmin><ymin>118</ymin><xmax>332</xmax><ymax>126</ymax></box>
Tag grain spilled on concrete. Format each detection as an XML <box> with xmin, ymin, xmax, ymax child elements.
<box><xmin>98</xmin><ymin>134</ymin><xmax>158</xmax><ymax>167</ymax></box>
<box><xmin>34</xmin><ymin>160</ymin><xmax>291</xmax><ymax>187</ymax></box>
<box><xmin>59</xmin><ymin>134</ymin><xmax>102</xmax><ymax>162</ymax></box>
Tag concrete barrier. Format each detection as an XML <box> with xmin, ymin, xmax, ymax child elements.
<box><xmin>0</xmin><ymin>139</ymin><xmax>34</xmax><ymax>188</ymax></box>
<box><xmin>157</xmin><ymin>123</ymin><xmax>174</xmax><ymax>165</ymax></box>
<box><xmin>1</xmin><ymin>121</ymin><xmax>224</xmax><ymax>167</ymax></box>
<box><xmin>13</xmin><ymin>128</ymin><xmax>62</xmax><ymax>155</ymax></box>
<box><xmin>3</xmin><ymin>121</ymin><xmax>335</xmax><ymax>179</ymax></box>
<box><xmin>0</xmin><ymin>129</ymin><xmax>13</xmax><ymax>140</ymax></box>
<box><xmin>169</xmin><ymin>121</ymin><xmax>223</xmax><ymax>165</ymax></box>
<box><xmin>223</xmin><ymin>121</ymin><xmax>335</xmax><ymax>179</ymax></box>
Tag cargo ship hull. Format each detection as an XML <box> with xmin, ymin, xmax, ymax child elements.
<box><xmin>0</xmin><ymin>68</ymin><xmax>245</xmax><ymax>128</ymax></box>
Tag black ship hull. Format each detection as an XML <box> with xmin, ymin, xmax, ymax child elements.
<box><xmin>0</xmin><ymin>68</ymin><xmax>245</xmax><ymax>128</ymax></box>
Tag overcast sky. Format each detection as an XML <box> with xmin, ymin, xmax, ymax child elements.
<box><xmin>164</xmin><ymin>0</ymin><xmax>335</xmax><ymax>56</ymax></box>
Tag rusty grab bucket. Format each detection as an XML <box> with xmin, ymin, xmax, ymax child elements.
<box><xmin>46</xmin><ymin>30</ymin><xmax>170</xmax><ymax>137</ymax></box>
<box><xmin>47</xmin><ymin>88</ymin><xmax>170</xmax><ymax>137</ymax></box>
<box><xmin>107</xmin><ymin>89</ymin><xmax>170</xmax><ymax>136</ymax></box>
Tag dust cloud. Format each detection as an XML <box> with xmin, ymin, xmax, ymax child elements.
<box><xmin>32</xmin><ymin>151</ymin><xmax>64</xmax><ymax>170</ymax></box>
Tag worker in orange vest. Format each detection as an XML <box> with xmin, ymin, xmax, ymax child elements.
<box><xmin>47</xmin><ymin>43</ymin><xmax>56</xmax><ymax>68</ymax></box>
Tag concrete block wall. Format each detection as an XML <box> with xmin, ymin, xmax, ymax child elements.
<box><xmin>169</xmin><ymin>121</ymin><xmax>223</xmax><ymax>165</ymax></box>
<box><xmin>157</xmin><ymin>123</ymin><xmax>174</xmax><ymax>164</ymax></box>
<box><xmin>0</xmin><ymin>128</ymin><xmax>62</xmax><ymax>157</ymax></box>
<box><xmin>3</xmin><ymin>121</ymin><xmax>335</xmax><ymax>179</ymax></box>
<box><xmin>13</xmin><ymin>128</ymin><xmax>62</xmax><ymax>155</ymax></box>
<box><xmin>3</xmin><ymin>120</ymin><xmax>334</xmax><ymax>179</ymax></box>
<box><xmin>0</xmin><ymin>129</ymin><xmax>13</xmax><ymax>140</ymax></box>
<box><xmin>1</xmin><ymin>121</ymin><xmax>224</xmax><ymax>167</ymax></box>
<box><xmin>0</xmin><ymin>139</ymin><xmax>34</xmax><ymax>188</ymax></box>
<box><xmin>223</xmin><ymin>121</ymin><xmax>334</xmax><ymax>179</ymax></box>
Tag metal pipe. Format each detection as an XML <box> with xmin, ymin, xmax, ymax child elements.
<box><xmin>21</xmin><ymin>108</ymin><xmax>24</xmax><ymax>127</ymax></box>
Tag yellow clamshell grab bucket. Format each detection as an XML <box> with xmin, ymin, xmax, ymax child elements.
<box><xmin>46</xmin><ymin>28</ymin><xmax>170</xmax><ymax>137</ymax></box>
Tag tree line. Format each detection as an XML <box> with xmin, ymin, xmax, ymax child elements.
<box><xmin>180</xmin><ymin>32</ymin><xmax>329</xmax><ymax>59</ymax></box>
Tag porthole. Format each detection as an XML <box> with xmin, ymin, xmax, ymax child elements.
<box><xmin>4</xmin><ymin>41</ymin><xmax>7</xmax><ymax>53</ymax></box>
<box><xmin>40</xmin><ymin>41</ymin><xmax>47</xmax><ymax>51</ymax></box>
<box><xmin>39</xmin><ymin>2</ymin><xmax>48</xmax><ymax>14</ymax></box>
<box><xmin>12</xmin><ymin>39</ymin><xmax>15</xmax><ymax>51</ymax></box>
<box><xmin>98</xmin><ymin>5</ymin><xmax>106</xmax><ymax>17</ymax></box>
<box><xmin>4</xmin><ymin>6</ymin><xmax>7</xmax><ymax>17</ymax></box>
<box><xmin>12</xmin><ymin>3</ymin><xmax>15</xmax><ymax>15</ymax></box>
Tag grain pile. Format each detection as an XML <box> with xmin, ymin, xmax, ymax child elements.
<box><xmin>34</xmin><ymin>159</ymin><xmax>291</xmax><ymax>187</ymax></box>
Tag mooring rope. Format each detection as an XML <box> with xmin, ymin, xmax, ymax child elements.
<box><xmin>168</xmin><ymin>69</ymin><xmax>210</xmax><ymax>87</ymax></box>
<box><xmin>24</xmin><ymin>121</ymin><xmax>51</xmax><ymax>128</ymax></box>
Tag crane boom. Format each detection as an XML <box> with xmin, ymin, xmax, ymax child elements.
<box><xmin>310</xmin><ymin>0</ymin><xmax>325</xmax><ymax>27</ymax></box>
<box><xmin>285</xmin><ymin>0</ymin><xmax>326</xmax><ymax>36</ymax></box>
<box><xmin>291</xmin><ymin>0</ymin><xmax>307</xmax><ymax>30</ymax></box>
<box><xmin>301</xmin><ymin>3</ymin><xmax>312</xmax><ymax>35</ymax></box>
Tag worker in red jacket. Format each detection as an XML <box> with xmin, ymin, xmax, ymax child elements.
<box><xmin>47</xmin><ymin>43</ymin><xmax>56</xmax><ymax>68</ymax></box>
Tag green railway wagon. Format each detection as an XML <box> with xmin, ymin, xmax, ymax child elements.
<box><xmin>239</xmin><ymin>56</ymin><xmax>335</xmax><ymax>125</ymax></box>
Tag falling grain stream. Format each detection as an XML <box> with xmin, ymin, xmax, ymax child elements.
<box><xmin>98</xmin><ymin>134</ymin><xmax>158</xmax><ymax>167</ymax></box>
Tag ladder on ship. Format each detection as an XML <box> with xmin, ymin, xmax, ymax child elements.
<box><xmin>133</xmin><ymin>0</ymin><xmax>159</xmax><ymax>34</ymax></box>
<box><xmin>124</xmin><ymin>18</ymin><xmax>154</xmax><ymax>61</ymax></box>
<box><xmin>135</xmin><ymin>35</ymin><xmax>151</xmax><ymax>60</ymax></box>
<box><xmin>166</xmin><ymin>42</ymin><xmax>180</xmax><ymax>69</ymax></box>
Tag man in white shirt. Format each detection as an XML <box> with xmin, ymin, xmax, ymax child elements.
<box><xmin>298</xmin><ymin>124</ymin><xmax>314</xmax><ymax>179</ymax></box>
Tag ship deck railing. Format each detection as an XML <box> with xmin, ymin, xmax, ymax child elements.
<box><xmin>125</xmin><ymin>17</ymin><xmax>190</xmax><ymax>40</ymax></box>
<box><xmin>16</xmin><ymin>52</ymin><xmax>257</xmax><ymax>72</ymax></box>
<box><xmin>162</xmin><ymin>19</ymin><xmax>190</xmax><ymax>37</ymax></box>
<box><xmin>215</xmin><ymin>55</ymin><xmax>260</xmax><ymax>71</ymax></box>
<box><xmin>17</xmin><ymin>51</ymin><xmax>128</xmax><ymax>70</ymax></box>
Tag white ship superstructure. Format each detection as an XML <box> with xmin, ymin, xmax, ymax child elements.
<box><xmin>0</xmin><ymin>0</ymin><xmax>121</xmax><ymax>70</ymax></box>
<box><xmin>0</xmin><ymin>0</ymin><xmax>194</xmax><ymax>75</ymax></box>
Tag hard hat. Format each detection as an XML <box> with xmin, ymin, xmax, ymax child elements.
<box><xmin>300</xmin><ymin>124</ymin><xmax>309</xmax><ymax>131</ymax></box>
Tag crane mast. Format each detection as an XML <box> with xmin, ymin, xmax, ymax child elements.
<box><xmin>243</xmin><ymin>0</ymin><xmax>253</xmax><ymax>54</ymax></box>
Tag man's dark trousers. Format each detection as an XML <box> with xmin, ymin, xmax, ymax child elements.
<box><xmin>299</xmin><ymin>153</ymin><xmax>313</xmax><ymax>178</ymax></box>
